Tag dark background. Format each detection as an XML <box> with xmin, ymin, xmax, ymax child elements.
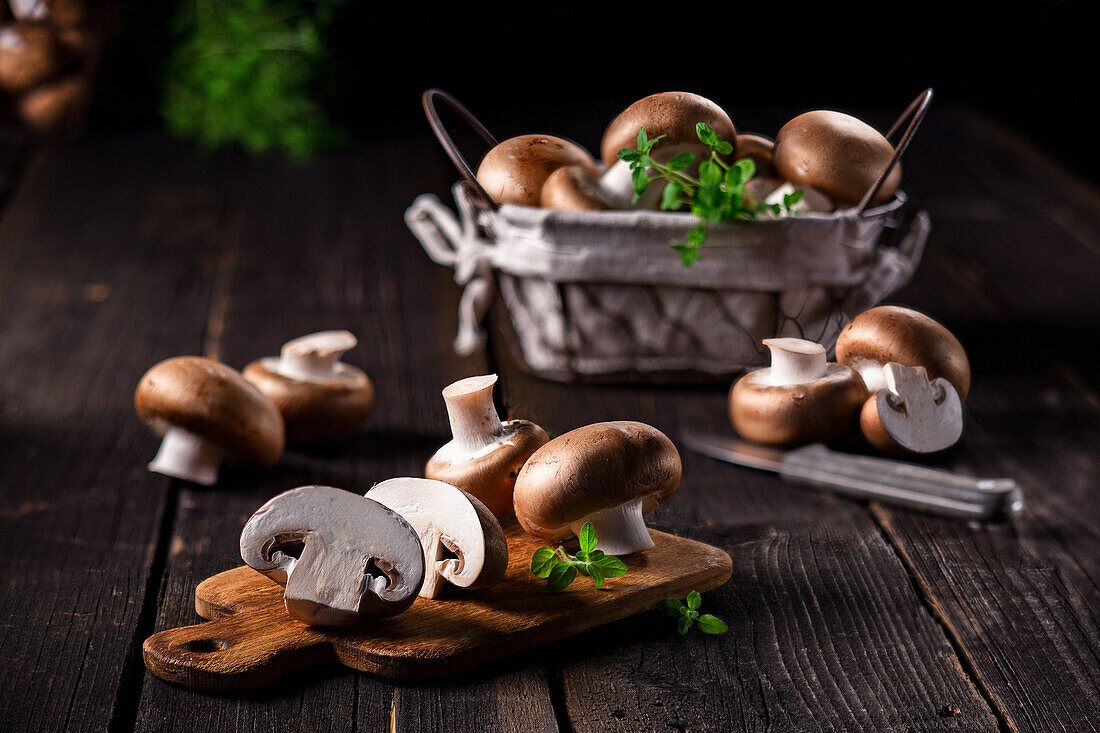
<box><xmin>95</xmin><ymin>2</ymin><xmax>1095</xmax><ymax>184</ymax></box>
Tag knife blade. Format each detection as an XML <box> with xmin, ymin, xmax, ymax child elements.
<box><xmin>680</xmin><ymin>431</ymin><xmax>1024</xmax><ymax>521</ymax></box>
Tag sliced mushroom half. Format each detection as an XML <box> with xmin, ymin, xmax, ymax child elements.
<box><xmin>367</xmin><ymin>477</ymin><xmax>508</xmax><ymax>599</ymax></box>
<box><xmin>860</xmin><ymin>363</ymin><xmax>963</xmax><ymax>453</ymax></box>
<box><xmin>240</xmin><ymin>486</ymin><xmax>424</xmax><ymax>627</ymax></box>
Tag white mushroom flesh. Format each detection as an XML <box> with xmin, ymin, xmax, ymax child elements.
<box><xmin>367</xmin><ymin>477</ymin><xmax>493</xmax><ymax>599</ymax></box>
<box><xmin>763</xmin><ymin>338</ymin><xmax>827</xmax><ymax>386</ymax></box>
<box><xmin>849</xmin><ymin>357</ymin><xmax>889</xmax><ymax>393</ymax></box>
<box><xmin>877</xmin><ymin>363</ymin><xmax>964</xmax><ymax>452</ymax></box>
<box><xmin>147</xmin><ymin>426</ymin><xmax>224</xmax><ymax>486</ymax></box>
<box><xmin>276</xmin><ymin>330</ymin><xmax>358</xmax><ymax>382</ymax></box>
<box><xmin>569</xmin><ymin>498</ymin><xmax>652</xmax><ymax>556</ymax></box>
<box><xmin>433</xmin><ymin>374</ymin><xmax>514</xmax><ymax>461</ymax></box>
<box><xmin>598</xmin><ymin>141</ymin><xmax>702</xmax><ymax>210</ymax></box>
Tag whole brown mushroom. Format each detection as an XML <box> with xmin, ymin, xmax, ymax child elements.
<box><xmin>17</xmin><ymin>74</ymin><xmax>87</xmax><ymax>133</ymax></box>
<box><xmin>0</xmin><ymin>23</ymin><xmax>65</xmax><ymax>93</ymax></box>
<box><xmin>476</xmin><ymin>134</ymin><xmax>599</xmax><ymax>207</ymax></box>
<box><xmin>773</xmin><ymin>110</ymin><xmax>900</xmax><ymax>208</ymax></box>
<box><xmin>734</xmin><ymin>132</ymin><xmax>776</xmax><ymax>176</ymax></box>
<box><xmin>135</xmin><ymin>356</ymin><xmax>285</xmax><ymax>485</ymax></box>
<box><xmin>539</xmin><ymin>165</ymin><xmax>612</xmax><ymax>211</ymax></box>
<box><xmin>513</xmin><ymin>421</ymin><xmax>681</xmax><ymax>555</ymax></box>
<box><xmin>243</xmin><ymin>330</ymin><xmax>374</xmax><ymax>445</ymax></box>
<box><xmin>729</xmin><ymin>338</ymin><xmax>868</xmax><ymax>446</ymax></box>
<box><xmin>835</xmin><ymin>305</ymin><xmax>970</xmax><ymax>401</ymax></box>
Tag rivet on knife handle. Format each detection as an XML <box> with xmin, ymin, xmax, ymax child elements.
<box><xmin>779</xmin><ymin>444</ymin><xmax>1024</xmax><ymax>521</ymax></box>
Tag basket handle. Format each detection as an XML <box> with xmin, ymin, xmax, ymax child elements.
<box><xmin>422</xmin><ymin>89</ymin><xmax>500</xmax><ymax>211</ymax></box>
<box><xmin>857</xmin><ymin>88</ymin><xmax>933</xmax><ymax>216</ymax></box>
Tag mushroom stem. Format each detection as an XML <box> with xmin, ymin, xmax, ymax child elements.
<box><xmin>441</xmin><ymin>374</ymin><xmax>505</xmax><ymax>454</ymax></box>
<box><xmin>764</xmin><ymin>338</ymin><xmax>827</xmax><ymax>385</ymax></box>
<box><xmin>277</xmin><ymin>330</ymin><xmax>358</xmax><ymax>382</ymax></box>
<box><xmin>848</xmin><ymin>358</ymin><xmax>888</xmax><ymax>393</ymax></box>
<box><xmin>569</xmin><ymin>499</ymin><xmax>653</xmax><ymax>556</ymax></box>
<box><xmin>147</xmin><ymin>427</ymin><xmax>224</xmax><ymax>485</ymax></box>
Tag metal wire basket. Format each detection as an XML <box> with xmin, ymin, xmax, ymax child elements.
<box><xmin>406</xmin><ymin>89</ymin><xmax>932</xmax><ymax>383</ymax></box>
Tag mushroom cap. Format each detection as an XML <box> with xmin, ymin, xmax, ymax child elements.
<box><xmin>600</xmin><ymin>91</ymin><xmax>737</xmax><ymax>168</ymax></box>
<box><xmin>0</xmin><ymin>23</ymin><xmax>64</xmax><ymax>93</ymax></box>
<box><xmin>729</xmin><ymin>363</ymin><xmax>868</xmax><ymax>446</ymax></box>
<box><xmin>242</xmin><ymin>358</ymin><xmax>374</xmax><ymax>445</ymax></box>
<box><xmin>425</xmin><ymin>419</ymin><xmax>548</xmax><ymax>518</ymax></box>
<box><xmin>859</xmin><ymin>363</ymin><xmax>964</xmax><ymax>453</ymax></box>
<box><xmin>367</xmin><ymin>477</ymin><xmax>508</xmax><ymax>598</ymax></box>
<box><xmin>539</xmin><ymin>165</ymin><xmax>612</xmax><ymax>211</ymax></box>
<box><xmin>240</xmin><ymin>486</ymin><xmax>424</xmax><ymax>625</ymax></box>
<box><xmin>476</xmin><ymin>134</ymin><xmax>599</xmax><ymax>207</ymax></box>
<box><xmin>734</xmin><ymin>133</ymin><xmax>776</xmax><ymax>176</ymax></box>
<box><xmin>513</xmin><ymin>421</ymin><xmax>681</xmax><ymax>541</ymax></box>
<box><xmin>773</xmin><ymin>110</ymin><xmax>900</xmax><ymax>207</ymax></box>
<box><xmin>835</xmin><ymin>305</ymin><xmax>971</xmax><ymax>401</ymax></box>
<box><xmin>17</xmin><ymin>74</ymin><xmax>87</xmax><ymax>133</ymax></box>
<box><xmin>135</xmin><ymin>356</ymin><xmax>285</xmax><ymax>466</ymax></box>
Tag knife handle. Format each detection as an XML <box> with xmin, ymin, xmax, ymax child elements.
<box><xmin>779</xmin><ymin>444</ymin><xmax>1024</xmax><ymax>521</ymax></box>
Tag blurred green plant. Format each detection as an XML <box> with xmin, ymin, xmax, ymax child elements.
<box><xmin>161</xmin><ymin>0</ymin><xmax>347</xmax><ymax>159</ymax></box>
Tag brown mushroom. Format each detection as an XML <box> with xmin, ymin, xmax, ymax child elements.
<box><xmin>242</xmin><ymin>330</ymin><xmax>374</xmax><ymax>445</ymax></box>
<box><xmin>773</xmin><ymin>110</ymin><xmax>900</xmax><ymax>208</ymax></box>
<box><xmin>425</xmin><ymin>374</ymin><xmax>548</xmax><ymax>518</ymax></box>
<box><xmin>734</xmin><ymin>132</ymin><xmax>776</xmax><ymax>176</ymax></box>
<box><xmin>835</xmin><ymin>305</ymin><xmax>971</xmax><ymax>401</ymax></box>
<box><xmin>17</xmin><ymin>74</ymin><xmax>87</xmax><ymax>133</ymax></box>
<box><xmin>859</xmin><ymin>363</ymin><xmax>964</xmax><ymax>453</ymax></box>
<box><xmin>476</xmin><ymin>134</ymin><xmax>599</xmax><ymax>207</ymax></box>
<box><xmin>0</xmin><ymin>23</ymin><xmax>65</xmax><ymax>93</ymax></box>
<box><xmin>729</xmin><ymin>338</ymin><xmax>868</xmax><ymax>446</ymax></box>
<box><xmin>539</xmin><ymin>165</ymin><xmax>612</xmax><ymax>211</ymax></box>
<box><xmin>513</xmin><ymin>421</ymin><xmax>681</xmax><ymax>555</ymax></box>
<box><xmin>598</xmin><ymin>92</ymin><xmax>737</xmax><ymax>209</ymax></box>
<box><xmin>135</xmin><ymin>356</ymin><xmax>285</xmax><ymax>485</ymax></box>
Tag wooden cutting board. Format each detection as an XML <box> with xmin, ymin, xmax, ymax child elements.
<box><xmin>143</xmin><ymin>522</ymin><xmax>732</xmax><ymax>691</ymax></box>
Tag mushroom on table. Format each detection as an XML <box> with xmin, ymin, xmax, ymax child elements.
<box><xmin>240</xmin><ymin>486</ymin><xmax>424</xmax><ymax>627</ymax></box>
<box><xmin>513</xmin><ymin>421</ymin><xmax>681</xmax><ymax>556</ymax></box>
<box><xmin>367</xmin><ymin>477</ymin><xmax>508</xmax><ymax>599</ymax></box>
<box><xmin>134</xmin><ymin>356</ymin><xmax>285</xmax><ymax>486</ymax></box>
<box><xmin>729</xmin><ymin>338</ymin><xmax>868</xmax><ymax>446</ymax></box>
<box><xmin>860</xmin><ymin>363</ymin><xmax>964</xmax><ymax>453</ymax></box>
<box><xmin>242</xmin><ymin>330</ymin><xmax>375</xmax><ymax>445</ymax></box>
<box><xmin>425</xmin><ymin>374</ymin><xmax>548</xmax><ymax>518</ymax></box>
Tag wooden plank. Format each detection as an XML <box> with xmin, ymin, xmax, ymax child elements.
<box><xmin>488</xmin><ymin>329</ymin><xmax>1001</xmax><ymax>730</ymax></box>
<box><xmin>857</xmin><ymin>112</ymin><xmax>1100</xmax><ymax>731</ymax></box>
<box><xmin>0</xmin><ymin>136</ymin><xmax>231</xmax><ymax>732</ymax></box>
<box><xmin>132</xmin><ymin>136</ymin><xmax>561</xmax><ymax>730</ymax></box>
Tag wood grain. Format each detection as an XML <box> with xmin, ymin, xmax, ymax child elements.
<box><xmin>142</xmin><ymin>524</ymin><xmax>732</xmax><ymax>690</ymax></box>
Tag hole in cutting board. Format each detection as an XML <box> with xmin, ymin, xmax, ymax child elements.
<box><xmin>182</xmin><ymin>638</ymin><xmax>229</xmax><ymax>654</ymax></box>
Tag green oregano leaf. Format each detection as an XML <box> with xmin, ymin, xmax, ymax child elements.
<box><xmin>697</xmin><ymin>614</ymin><xmax>730</xmax><ymax>634</ymax></box>
<box><xmin>530</xmin><ymin>547</ymin><xmax>558</xmax><ymax>578</ymax></box>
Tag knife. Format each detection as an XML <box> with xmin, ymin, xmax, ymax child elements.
<box><xmin>680</xmin><ymin>431</ymin><xmax>1024</xmax><ymax>521</ymax></box>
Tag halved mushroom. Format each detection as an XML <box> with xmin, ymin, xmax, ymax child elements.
<box><xmin>539</xmin><ymin>165</ymin><xmax>613</xmax><ymax>211</ymax></box>
<box><xmin>835</xmin><ymin>305</ymin><xmax>971</xmax><ymax>400</ymax></box>
<box><xmin>476</xmin><ymin>134</ymin><xmax>599</xmax><ymax>206</ymax></box>
<box><xmin>240</xmin><ymin>486</ymin><xmax>424</xmax><ymax>627</ymax></box>
<box><xmin>425</xmin><ymin>374</ymin><xmax>548</xmax><ymax>517</ymax></box>
<box><xmin>242</xmin><ymin>330</ymin><xmax>374</xmax><ymax>445</ymax></box>
<box><xmin>598</xmin><ymin>91</ymin><xmax>737</xmax><ymax>209</ymax></box>
<box><xmin>773</xmin><ymin>110</ymin><xmax>900</xmax><ymax>208</ymax></box>
<box><xmin>367</xmin><ymin>477</ymin><xmax>508</xmax><ymax>599</ymax></box>
<box><xmin>860</xmin><ymin>363</ymin><xmax>963</xmax><ymax>453</ymax></box>
<box><xmin>134</xmin><ymin>356</ymin><xmax>285</xmax><ymax>485</ymax></box>
<box><xmin>513</xmin><ymin>421</ymin><xmax>681</xmax><ymax>555</ymax></box>
<box><xmin>729</xmin><ymin>338</ymin><xmax>868</xmax><ymax>446</ymax></box>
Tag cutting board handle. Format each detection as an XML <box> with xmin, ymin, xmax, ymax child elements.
<box><xmin>143</xmin><ymin>609</ymin><xmax>332</xmax><ymax>691</ymax></box>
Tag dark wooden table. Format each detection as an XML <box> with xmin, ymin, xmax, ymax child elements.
<box><xmin>1</xmin><ymin>109</ymin><xmax>1098</xmax><ymax>732</ymax></box>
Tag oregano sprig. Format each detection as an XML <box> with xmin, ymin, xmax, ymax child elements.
<box><xmin>657</xmin><ymin>591</ymin><xmax>729</xmax><ymax>635</ymax></box>
<box><xmin>617</xmin><ymin>123</ymin><xmax>804</xmax><ymax>266</ymax></box>
<box><xmin>531</xmin><ymin>522</ymin><xmax>629</xmax><ymax>591</ymax></box>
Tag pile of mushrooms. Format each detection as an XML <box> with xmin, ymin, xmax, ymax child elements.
<box><xmin>728</xmin><ymin>306</ymin><xmax>970</xmax><ymax>454</ymax></box>
<box><xmin>474</xmin><ymin>90</ymin><xmax>900</xmax><ymax>214</ymax></box>
<box><xmin>0</xmin><ymin>0</ymin><xmax>106</xmax><ymax>136</ymax></box>
<box><xmin>134</xmin><ymin>330</ymin><xmax>375</xmax><ymax>485</ymax></box>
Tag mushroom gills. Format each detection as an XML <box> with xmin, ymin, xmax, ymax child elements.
<box><xmin>569</xmin><ymin>498</ymin><xmax>652</xmax><ymax>556</ymax></box>
<box><xmin>872</xmin><ymin>363</ymin><xmax>963</xmax><ymax>453</ymax></box>
<box><xmin>147</xmin><ymin>426</ymin><xmax>224</xmax><ymax>486</ymax></box>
